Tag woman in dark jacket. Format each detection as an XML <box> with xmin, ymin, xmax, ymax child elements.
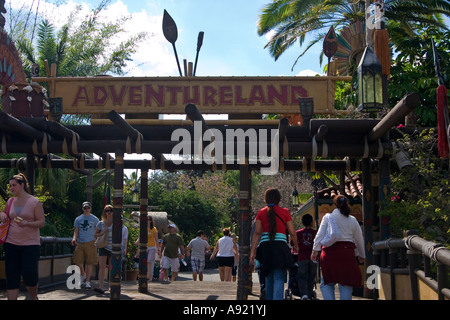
<box><xmin>250</xmin><ymin>188</ymin><xmax>298</xmax><ymax>300</ymax></box>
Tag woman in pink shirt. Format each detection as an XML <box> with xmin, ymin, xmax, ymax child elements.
<box><xmin>0</xmin><ymin>173</ymin><xmax>45</xmax><ymax>300</ymax></box>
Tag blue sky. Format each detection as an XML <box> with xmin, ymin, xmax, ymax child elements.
<box><xmin>12</xmin><ymin>0</ymin><xmax>324</xmax><ymax>77</ymax></box>
<box><xmin>126</xmin><ymin>0</ymin><xmax>325</xmax><ymax>77</ymax></box>
<box><xmin>11</xmin><ymin>1</ymin><xmax>450</xmax><ymax>78</ymax></box>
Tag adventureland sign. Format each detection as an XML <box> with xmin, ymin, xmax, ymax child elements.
<box><xmin>44</xmin><ymin>76</ymin><xmax>341</xmax><ymax>115</ymax></box>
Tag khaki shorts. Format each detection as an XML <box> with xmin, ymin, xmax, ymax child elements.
<box><xmin>72</xmin><ymin>241</ymin><xmax>98</xmax><ymax>265</ymax></box>
<box><xmin>161</xmin><ymin>256</ymin><xmax>180</xmax><ymax>273</ymax></box>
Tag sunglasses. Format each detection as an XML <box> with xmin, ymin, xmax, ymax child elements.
<box><xmin>83</xmin><ymin>206</ymin><xmax>91</xmax><ymax>209</ymax></box>
<box><xmin>104</xmin><ymin>209</ymin><xmax>113</xmax><ymax>213</ymax></box>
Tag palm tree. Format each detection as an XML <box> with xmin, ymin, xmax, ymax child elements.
<box><xmin>258</xmin><ymin>0</ymin><xmax>450</xmax><ymax>71</ymax></box>
<box><xmin>15</xmin><ymin>2</ymin><xmax>147</xmax><ymax>124</ymax></box>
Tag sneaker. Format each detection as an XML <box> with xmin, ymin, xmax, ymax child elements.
<box><xmin>84</xmin><ymin>281</ymin><xmax>91</xmax><ymax>289</ymax></box>
<box><xmin>301</xmin><ymin>295</ymin><xmax>309</xmax><ymax>300</ymax></box>
<box><xmin>94</xmin><ymin>288</ymin><xmax>105</xmax><ymax>294</ymax></box>
<box><xmin>80</xmin><ymin>274</ymin><xmax>86</xmax><ymax>284</ymax></box>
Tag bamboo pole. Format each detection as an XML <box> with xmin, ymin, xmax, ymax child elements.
<box><xmin>110</xmin><ymin>150</ymin><xmax>124</xmax><ymax>300</ymax></box>
<box><xmin>368</xmin><ymin>93</ymin><xmax>420</xmax><ymax>141</ymax></box>
<box><xmin>0</xmin><ymin>138</ymin><xmax>391</xmax><ymax>159</ymax></box>
<box><xmin>0</xmin><ymin>158</ymin><xmax>365</xmax><ymax>172</ymax></box>
<box><xmin>138</xmin><ymin>169</ymin><xmax>149</xmax><ymax>293</ymax></box>
<box><xmin>237</xmin><ymin>163</ymin><xmax>252</xmax><ymax>300</ymax></box>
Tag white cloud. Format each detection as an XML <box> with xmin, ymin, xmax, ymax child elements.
<box><xmin>296</xmin><ymin>69</ymin><xmax>322</xmax><ymax>76</ymax></box>
<box><xmin>264</xmin><ymin>30</ymin><xmax>276</xmax><ymax>41</ymax></box>
<box><xmin>8</xmin><ymin>0</ymin><xmax>178</xmax><ymax>77</ymax></box>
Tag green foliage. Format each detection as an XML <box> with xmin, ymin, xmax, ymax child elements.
<box><xmin>389</xmin><ymin>26</ymin><xmax>450</xmax><ymax>127</ymax></box>
<box><xmin>379</xmin><ymin>129</ymin><xmax>449</xmax><ymax>243</ymax></box>
<box><xmin>334</xmin><ymin>80</ymin><xmax>357</xmax><ymax>111</ymax></box>
<box><xmin>146</xmin><ymin>171</ymin><xmax>237</xmax><ymax>242</ymax></box>
<box><xmin>14</xmin><ymin>0</ymin><xmax>147</xmax><ymax>79</ymax></box>
<box><xmin>160</xmin><ymin>185</ymin><xmax>225</xmax><ymax>242</ymax></box>
<box><xmin>122</xmin><ymin>212</ymin><xmax>139</xmax><ymax>270</ymax></box>
<box><xmin>257</xmin><ymin>0</ymin><xmax>450</xmax><ymax>71</ymax></box>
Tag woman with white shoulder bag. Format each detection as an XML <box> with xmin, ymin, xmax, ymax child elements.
<box><xmin>311</xmin><ymin>195</ymin><xmax>365</xmax><ymax>300</ymax></box>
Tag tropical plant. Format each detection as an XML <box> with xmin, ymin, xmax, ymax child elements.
<box><xmin>13</xmin><ymin>0</ymin><xmax>147</xmax><ymax>78</ymax></box>
<box><xmin>13</xmin><ymin>0</ymin><xmax>147</xmax><ymax>124</ymax></box>
<box><xmin>379</xmin><ymin>128</ymin><xmax>449</xmax><ymax>244</ymax></box>
<box><xmin>258</xmin><ymin>0</ymin><xmax>450</xmax><ymax>71</ymax></box>
<box><xmin>389</xmin><ymin>26</ymin><xmax>450</xmax><ymax>127</ymax></box>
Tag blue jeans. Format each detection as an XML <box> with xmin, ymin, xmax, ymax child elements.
<box><xmin>320</xmin><ymin>278</ymin><xmax>353</xmax><ymax>300</ymax></box>
<box><xmin>265</xmin><ymin>269</ymin><xmax>285</xmax><ymax>300</ymax></box>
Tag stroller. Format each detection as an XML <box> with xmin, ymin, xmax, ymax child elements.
<box><xmin>285</xmin><ymin>260</ymin><xmax>318</xmax><ymax>300</ymax></box>
<box><xmin>285</xmin><ymin>262</ymin><xmax>300</xmax><ymax>300</ymax></box>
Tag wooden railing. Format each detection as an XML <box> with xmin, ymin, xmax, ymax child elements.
<box><xmin>372</xmin><ymin>232</ymin><xmax>450</xmax><ymax>300</ymax></box>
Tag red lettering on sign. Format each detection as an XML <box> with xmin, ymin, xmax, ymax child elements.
<box><xmin>291</xmin><ymin>86</ymin><xmax>308</xmax><ymax>103</ymax></box>
<box><xmin>204</xmin><ymin>86</ymin><xmax>217</xmax><ymax>106</ymax></box>
<box><xmin>235</xmin><ymin>86</ymin><xmax>247</xmax><ymax>104</ymax></box>
<box><xmin>184</xmin><ymin>86</ymin><xmax>200</xmax><ymax>104</ymax></box>
<box><xmin>73</xmin><ymin>87</ymin><xmax>90</xmax><ymax>106</ymax></box>
<box><xmin>219</xmin><ymin>86</ymin><xmax>233</xmax><ymax>105</ymax></box>
<box><xmin>93</xmin><ymin>86</ymin><xmax>108</xmax><ymax>105</ymax></box>
<box><xmin>166</xmin><ymin>86</ymin><xmax>182</xmax><ymax>105</ymax></box>
<box><xmin>249</xmin><ymin>85</ymin><xmax>266</xmax><ymax>105</ymax></box>
<box><xmin>145</xmin><ymin>85</ymin><xmax>164</xmax><ymax>107</ymax></box>
<box><xmin>109</xmin><ymin>86</ymin><xmax>128</xmax><ymax>105</ymax></box>
<box><xmin>268</xmin><ymin>85</ymin><xmax>288</xmax><ymax>105</ymax></box>
<box><xmin>129</xmin><ymin>86</ymin><xmax>142</xmax><ymax>104</ymax></box>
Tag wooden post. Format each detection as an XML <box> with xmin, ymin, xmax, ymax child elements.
<box><xmin>378</xmin><ymin>155</ymin><xmax>391</xmax><ymax>240</ymax></box>
<box><xmin>110</xmin><ymin>150</ymin><xmax>124</xmax><ymax>300</ymax></box>
<box><xmin>138</xmin><ymin>169</ymin><xmax>149</xmax><ymax>293</ymax></box>
<box><xmin>25</xmin><ymin>154</ymin><xmax>35</xmax><ymax>195</ymax></box>
<box><xmin>406</xmin><ymin>231</ymin><xmax>421</xmax><ymax>300</ymax></box>
<box><xmin>237</xmin><ymin>164</ymin><xmax>252</xmax><ymax>300</ymax></box>
<box><xmin>361</xmin><ymin>158</ymin><xmax>374</xmax><ymax>299</ymax></box>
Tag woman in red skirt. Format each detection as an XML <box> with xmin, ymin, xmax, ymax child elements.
<box><xmin>311</xmin><ymin>195</ymin><xmax>365</xmax><ymax>300</ymax></box>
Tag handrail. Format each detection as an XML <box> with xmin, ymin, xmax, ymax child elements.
<box><xmin>372</xmin><ymin>232</ymin><xmax>450</xmax><ymax>300</ymax></box>
<box><xmin>405</xmin><ymin>235</ymin><xmax>450</xmax><ymax>266</ymax></box>
<box><xmin>38</xmin><ymin>237</ymin><xmax>74</xmax><ymax>289</ymax></box>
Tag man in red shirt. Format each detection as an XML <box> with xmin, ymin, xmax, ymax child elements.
<box><xmin>296</xmin><ymin>214</ymin><xmax>317</xmax><ymax>300</ymax></box>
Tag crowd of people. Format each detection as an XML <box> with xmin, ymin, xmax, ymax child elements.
<box><xmin>1</xmin><ymin>178</ymin><xmax>365</xmax><ymax>301</ymax></box>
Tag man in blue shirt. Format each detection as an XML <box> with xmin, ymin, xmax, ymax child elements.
<box><xmin>71</xmin><ymin>202</ymin><xmax>99</xmax><ymax>289</ymax></box>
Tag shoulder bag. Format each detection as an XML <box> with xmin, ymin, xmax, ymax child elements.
<box><xmin>94</xmin><ymin>226</ymin><xmax>109</xmax><ymax>249</ymax></box>
<box><xmin>321</xmin><ymin>213</ymin><xmax>341</xmax><ymax>248</ymax></box>
<box><xmin>0</xmin><ymin>198</ymin><xmax>15</xmax><ymax>244</ymax></box>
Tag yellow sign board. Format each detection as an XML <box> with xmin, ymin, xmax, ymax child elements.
<box><xmin>35</xmin><ymin>76</ymin><xmax>350</xmax><ymax>115</ymax></box>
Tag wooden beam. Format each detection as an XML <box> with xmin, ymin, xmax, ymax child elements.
<box><xmin>108</xmin><ymin>110</ymin><xmax>142</xmax><ymax>141</ymax></box>
<box><xmin>0</xmin><ymin>112</ymin><xmax>45</xmax><ymax>141</ymax></box>
<box><xmin>0</xmin><ymin>137</ymin><xmax>392</xmax><ymax>158</ymax></box>
<box><xmin>368</xmin><ymin>93</ymin><xmax>420</xmax><ymax>141</ymax></box>
<box><xmin>0</xmin><ymin>158</ymin><xmax>365</xmax><ymax>172</ymax></box>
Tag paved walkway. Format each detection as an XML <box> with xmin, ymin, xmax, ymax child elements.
<box><xmin>0</xmin><ymin>269</ymin><xmax>368</xmax><ymax>300</ymax></box>
<box><xmin>0</xmin><ymin>269</ymin><xmax>261</xmax><ymax>300</ymax></box>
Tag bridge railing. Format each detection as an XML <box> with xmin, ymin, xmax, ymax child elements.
<box><xmin>0</xmin><ymin>237</ymin><xmax>74</xmax><ymax>290</ymax></box>
<box><xmin>38</xmin><ymin>237</ymin><xmax>74</xmax><ymax>288</ymax></box>
<box><xmin>372</xmin><ymin>232</ymin><xmax>450</xmax><ymax>300</ymax></box>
